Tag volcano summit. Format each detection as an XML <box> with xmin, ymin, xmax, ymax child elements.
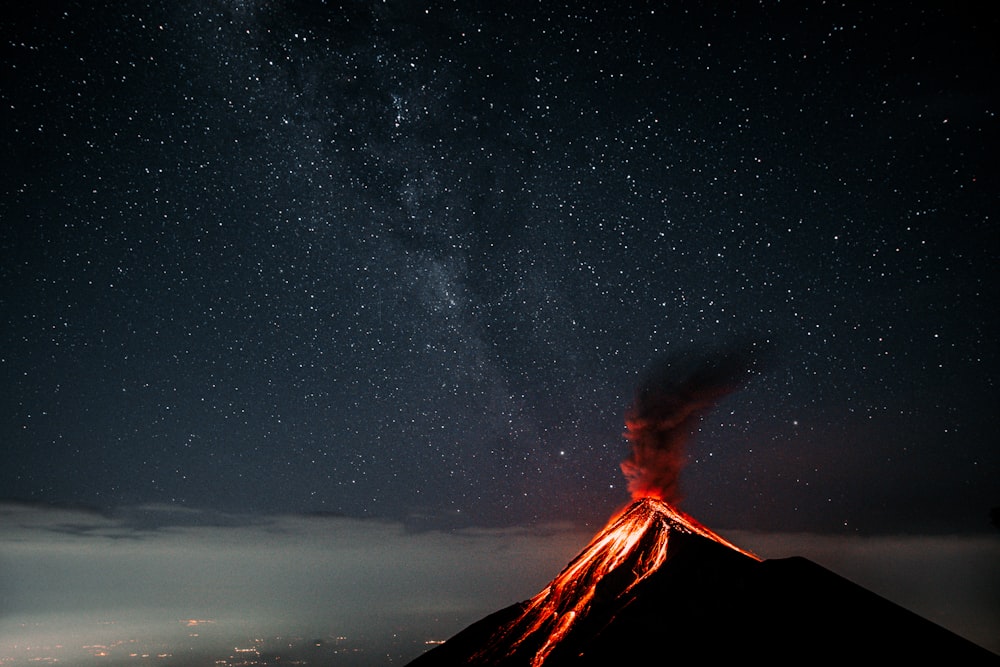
<box><xmin>407</xmin><ymin>498</ymin><xmax>998</xmax><ymax>665</ymax></box>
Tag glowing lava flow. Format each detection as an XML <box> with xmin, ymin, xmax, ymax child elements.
<box><xmin>475</xmin><ymin>497</ymin><xmax>757</xmax><ymax>666</ymax></box>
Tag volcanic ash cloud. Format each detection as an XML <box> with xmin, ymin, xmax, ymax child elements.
<box><xmin>621</xmin><ymin>346</ymin><xmax>758</xmax><ymax>504</ymax></box>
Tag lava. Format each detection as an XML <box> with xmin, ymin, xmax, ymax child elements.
<box><xmin>475</xmin><ymin>498</ymin><xmax>757</xmax><ymax>666</ymax></box>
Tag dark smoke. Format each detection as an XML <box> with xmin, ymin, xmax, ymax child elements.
<box><xmin>622</xmin><ymin>344</ymin><xmax>762</xmax><ymax>504</ymax></box>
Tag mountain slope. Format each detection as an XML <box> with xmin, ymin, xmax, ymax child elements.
<box><xmin>408</xmin><ymin>498</ymin><xmax>999</xmax><ymax>665</ymax></box>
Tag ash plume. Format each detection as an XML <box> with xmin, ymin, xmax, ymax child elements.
<box><xmin>622</xmin><ymin>344</ymin><xmax>760</xmax><ymax>503</ymax></box>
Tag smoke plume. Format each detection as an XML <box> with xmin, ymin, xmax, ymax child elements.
<box><xmin>622</xmin><ymin>345</ymin><xmax>759</xmax><ymax>504</ymax></box>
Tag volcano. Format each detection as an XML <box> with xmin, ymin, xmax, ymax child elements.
<box><xmin>407</xmin><ymin>498</ymin><xmax>998</xmax><ymax>665</ymax></box>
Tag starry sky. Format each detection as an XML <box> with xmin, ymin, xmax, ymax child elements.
<box><xmin>3</xmin><ymin>1</ymin><xmax>998</xmax><ymax>536</ymax></box>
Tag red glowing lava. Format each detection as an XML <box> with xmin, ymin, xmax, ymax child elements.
<box><xmin>475</xmin><ymin>498</ymin><xmax>757</xmax><ymax>666</ymax></box>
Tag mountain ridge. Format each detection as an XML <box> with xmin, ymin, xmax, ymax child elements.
<box><xmin>408</xmin><ymin>498</ymin><xmax>999</xmax><ymax>665</ymax></box>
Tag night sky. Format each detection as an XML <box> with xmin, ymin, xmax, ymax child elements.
<box><xmin>3</xmin><ymin>2</ymin><xmax>998</xmax><ymax>537</ymax></box>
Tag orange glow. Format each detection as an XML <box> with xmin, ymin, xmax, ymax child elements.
<box><xmin>476</xmin><ymin>497</ymin><xmax>757</xmax><ymax>666</ymax></box>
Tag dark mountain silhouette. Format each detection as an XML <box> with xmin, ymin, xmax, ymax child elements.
<box><xmin>408</xmin><ymin>498</ymin><xmax>999</xmax><ymax>665</ymax></box>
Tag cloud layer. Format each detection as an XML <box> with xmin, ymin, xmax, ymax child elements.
<box><xmin>1</xmin><ymin>502</ymin><xmax>997</xmax><ymax>661</ymax></box>
<box><xmin>0</xmin><ymin>502</ymin><xmax>591</xmax><ymax>663</ymax></box>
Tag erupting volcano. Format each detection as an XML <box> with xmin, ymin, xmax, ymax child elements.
<box><xmin>407</xmin><ymin>351</ymin><xmax>1000</xmax><ymax>665</ymax></box>
<box><xmin>410</xmin><ymin>495</ymin><xmax>997</xmax><ymax>665</ymax></box>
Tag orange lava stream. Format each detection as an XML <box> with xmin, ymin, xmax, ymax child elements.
<box><xmin>478</xmin><ymin>498</ymin><xmax>757</xmax><ymax>666</ymax></box>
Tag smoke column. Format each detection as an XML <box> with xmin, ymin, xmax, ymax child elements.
<box><xmin>622</xmin><ymin>346</ymin><xmax>758</xmax><ymax>504</ymax></box>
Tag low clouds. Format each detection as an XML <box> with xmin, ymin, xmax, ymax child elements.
<box><xmin>0</xmin><ymin>502</ymin><xmax>590</xmax><ymax>663</ymax></box>
<box><xmin>1</xmin><ymin>502</ymin><xmax>997</xmax><ymax>662</ymax></box>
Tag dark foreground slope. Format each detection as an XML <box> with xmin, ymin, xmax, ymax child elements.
<box><xmin>408</xmin><ymin>500</ymin><xmax>998</xmax><ymax>666</ymax></box>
